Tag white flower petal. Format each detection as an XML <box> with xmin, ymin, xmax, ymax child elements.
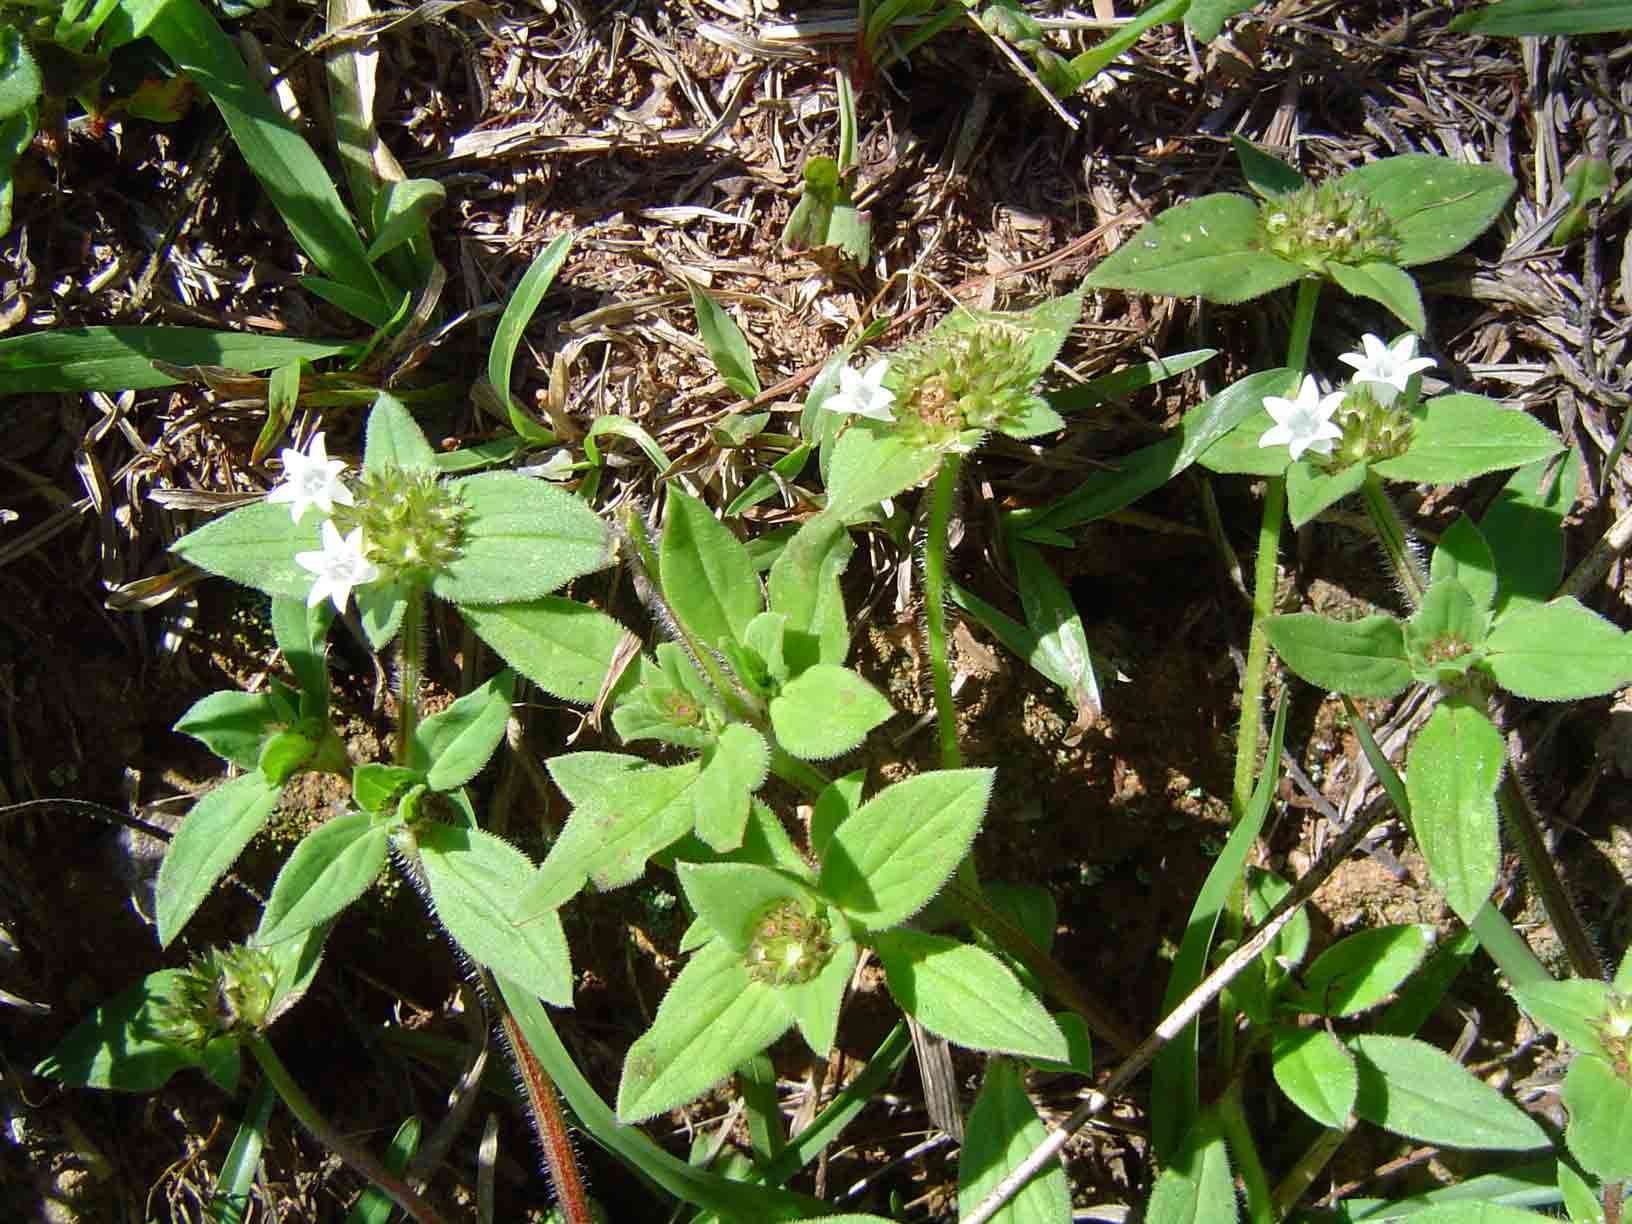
<box><xmin>268</xmin><ymin>431</ymin><xmax>354</xmax><ymax>523</ymax></box>
<box><xmin>296</xmin><ymin>521</ymin><xmax>380</xmax><ymax>613</ymax></box>
<box><xmin>825</xmin><ymin>358</ymin><xmax>896</xmax><ymax>422</ymax></box>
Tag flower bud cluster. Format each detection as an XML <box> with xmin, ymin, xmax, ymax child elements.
<box><xmin>331</xmin><ymin>463</ymin><xmax>469</xmax><ymax>585</ymax></box>
<box><xmin>1321</xmin><ymin>387</ymin><xmax>1416</xmax><ymax>472</ymax></box>
<box><xmin>744</xmin><ymin>900</ymin><xmax>834</xmax><ymax>987</ymax></box>
<box><xmin>151</xmin><ymin>944</ymin><xmax>280</xmax><ymax>1047</ymax></box>
<box><xmin>891</xmin><ymin>322</ymin><xmax>1038</xmax><ymax>447</ymax></box>
<box><xmin>1258</xmin><ymin>183</ymin><xmax>1401</xmax><ymax>271</ymax></box>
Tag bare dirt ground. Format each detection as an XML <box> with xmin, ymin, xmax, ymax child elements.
<box><xmin>2</xmin><ymin>1</ymin><xmax>1630</xmax><ymax>1219</ymax></box>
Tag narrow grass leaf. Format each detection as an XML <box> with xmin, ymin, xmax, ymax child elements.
<box><xmin>486</xmin><ymin>234</ymin><xmax>572</xmax><ymax>443</ymax></box>
<box><xmin>209</xmin><ymin>1077</ymin><xmax>275</xmax><ymax>1224</ymax></box>
<box><xmin>0</xmin><ymin>327</ymin><xmax>351</xmax><ymax>393</ymax></box>
<box><xmin>1450</xmin><ymin>0</ymin><xmax>1632</xmax><ymax>35</ymax></box>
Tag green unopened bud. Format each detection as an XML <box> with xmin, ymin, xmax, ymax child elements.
<box><xmin>150</xmin><ymin>944</ymin><xmax>279</xmax><ymax>1047</ymax></box>
<box><xmin>332</xmin><ymin>463</ymin><xmax>468</xmax><ymax>584</ymax></box>
<box><xmin>744</xmin><ymin>901</ymin><xmax>834</xmax><ymax>987</ymax></box>
<box><xmin>1319</xmin><ymin>386</ymin><xmax>1415</xmax><ymax>471</ymax></box>
<box><xmin>1258</xmin><ymin>183</ymin><xmax>1401</xmax><ymax>272</ymax></box>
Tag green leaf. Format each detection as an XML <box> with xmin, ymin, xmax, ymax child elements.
<box><xmin>1484</xmin><ymin>597</ymin><xmax>1632</xmax><ymax>700</ymax></box>
<box><xmin>1563</xmin><ymin>1055</ymin><xmax>1632</xmax><ymax>1181</ymax></box>
<box><xmin>271</xmin><ymin>595</ymin><xmax>331</xmax><ymax>718</ymax></box>
<box><xmin>254</xmin><ymin>811</ymin><xmax>387</xmax><ymax>945</ymax></box>
<box><xmin>174</xmin><ymin>690</ymin><xmax>287</xmax><ymax>770</ymax></box>
<box><xmin>817</xmin><ymin>769</ymin><xmax>994</xmax><ymax>932</ymax></box>
<box><xmin>119</xmin><ymin>0</ymin><xmax>392</xmax><ymax>324</ymax></box>
<box><xmin>34</xmin><ymin>970</ymin><xmax>202</xmax><ymax>1091</ymax></box>
<box><xmin>660</xmin><ymin>487</ymin><xmax>761</xmax><ymax>651</ymax></box>
<box><xmin>1046</xmin><ymin>348</ymin><xmax>1217</xmax><ymax>415</ymax></box>
<box><xmin>958</xmin><ymin>1057</ymin><xmax>1071</xmax><ymax>1224</ymax></box>
<box><xmin>1557</xmin><ymin>1161</ymin><xmax>1606</xmax><ymax>1224</ymax></box>
<box><xmin>1231</xmin><ymin>136</ymin><xmax>1305</xmax><ymax>198</ymax></box>
<box><xmin>1272</xmin><ymin>1028</ymin><xmax>1358</xmax><ymax>1128</ymax></box>
<box><xmin>362</xmin><ymin>392</ymin><xmax>438</xmax><ymax>473</ymax></box>
<box><xmin>769</xmin><ymin>665</ymin><xmax>894</xmax><ymax>761</ymax></box>
<box><xmin>1083</xmin><ymin>193</ymin><xmax>1301</xmax><ymax>304</ymax></box>
<box><xmin>0</xmin><ymin>107</ymin><xmax>36</xmax><ymax>236</ymax></box>
<box><xmin>1185</xmin><ymin>0</ymin><xmax>1258</xmax><ymax>41</ymax></box>
<box><xmin>1327</xmin><ymin>260</ymin><xmax>1426</xmax><ymax>333</ymax></box>
<box><xmin>1509</xmin><ymin>978</ymin><xmax>1612</xmax><ymax>1060</ymax></box>
<box><xmin>351</xmin><ymin>763</ymin><xmax>420</xmax><ymax>813</ymax></box>
<box><xmin>1283</xmin><ymin>925</ymin><xmax>1435</xmax><ymax>1017</ymax></box>
<box><xmin>693</xmin><ymin>723</ymin><xmax>770</xmax><ymax>851</ymax></box>
<box><xmin>617</xmin><ymin>941</ymin><xmax>792</xmax><ymax>1122</ymax></box>
<box><xmin>1021</xmin><ymin>367</ymin><xmax>1292</xmax><ymax>535</ymax></box>
<box><xmin>809</xmin><ymin>769</ymin><xmax>865</xmax><ymax>864</ymax></box>
<box><xmin>156</xmin><ymin>772</ymin><xmax>281</xmax><ymax>947</ymax></box>
<box><xmin>781</xmin><ymin>939</ymin><xmax>855</xmax><ymax>1058</ymax></box>
<box><xmin>414</xmin><ymin>822</ymin><xmax>572</xmax><ymax>1006</ymax></box>
<box><xmin>1385</xmin><ymin>1206</ymin><xmax>1571</xmax><ymax>1224</ymax></box>
<box><xmin>1338</xmin><ymin>156</ymin><xmax>1517</xmax><ymax>268</ymax></box>
<box><xmin>433</xmin><ymin>473</ymin><xmax>611</xmax><ymax>605</ymax></box>
<box><xmin>766</xmin><ymin>514</ymin><xmax>856</xmax><ymax>669</ymax></box>
<box><xmin>212</xmin><ymin>1078</ymin><xmax>275</xmax><ymax>1224</ymax></box>
<box><xmin>461</xmin><ymin>597</ymin><xmax>632</xmax><ymax>705</ymax></box>
<box><xmin>355</xmin><ymin>577</ymin><xmax>407</xmax><ymax>651</ymax></box>
<box><xmin>1264</xmin><ymin>613</ymin><xmax>1412</xmax><ymax>698</ymax></box>
<box><xmin>1349</xmin><ymin>1034</ymin><xmax>1548</xmax><ymax>1150</ymax></box>
<box><xmin>1012</xmin><ymin>538</ymin><xmax>1100</xmax><ymax>721</ymax></box>
<box><xmin>678</xmin><ymin>862</ymin><xmax>813</xmax><ymax>952</ymax></box>
<box><xmin>1151</xmin><ymin>697</ymin><xmax>1289</xmax><ymax>1159</ymax></box>
<box><xmin>1431</xmin><ymin>515</ymin><xmax>1499</xmax><ymax>616</ymax></box>
<box><xmin>344</xmin><ymin>1117</ymin><xmax>422</xmax><ymax>1224</ymax></box>
<box><xmin>822</xmin><ymin>426</ymin><xmax>942</xmax><ymax>523</ymax></box>
<box><xmin>1286</xmin><ymin>460</ymin><xmax>1369</xmax><ymax>530</ymax></box>
<box><xmin>1450</xmin><ymin>0</ymin><xmax>1632</xmax><ymax>35</ymax></box>
<box><xmin>485</xmin><ymin>232</ymin><xmax>571</xmax><ymax>443</ymax></box>
<box><xmin>1373</xmin><ymin>394</ymin><xmax>1561</xmax><ymax>484</ymax></box>
<box><xmin>1405</xmin><ymin>578</ymin><xmax>1489</xmax><ymax>685</ymax></box>
<box><xmin>0</xmin><ymin>28</ymin><xmax>42</xmax><ymax>121</ymax></box>
<box><xmin>518</xmin><ymin>757</ymin><xmax>703</xmax><ymax>919</ymax></box>
<box><xmin>409</xmin><ymin>669</ymin><xmax>514</xmax><ymax>791</ymax></box>
<box><xmin>1406</xmin><ymin>702</ymin><xmax>1505</xmax><ymax>925</ymax></box>
<box><xmin>365</xmin><ymin>178</ymin><xmax>446</xmax><ymax>262</ymax></box>
<box><xmin>1480</xmin><ymin>452</ymin><xmax>1579</xmax><ymax>611</ymax></box>
<box><xmin>257</xmin><ymin>726</ymin><xmax>315</xmax><ymax>786</ymax></box>
<box><xmin>686</xmin><ymin>281</ymin><xmax>761</xmax><ymax>400</ymax></box>
<box><xmin>172</xmin><ymin>503</ymin><xmax>322</xmax><ymax>601</ymax></box>
<box><xmin>872</xmin><ymin>930</ymin><xmax>1066</xmax><ymax>1062</ymax></box>
<box><xmin>1145</xmin><ymin>1116</ymin><xmax>1238</xmax><ymax>1224</ymax></box>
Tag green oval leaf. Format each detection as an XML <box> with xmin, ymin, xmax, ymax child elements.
<box><xmin>1337</xmin><ymin>155</ymin><xmax>1517</xmax><ymax>267</ymax></box>
<box><xmin>156</xmin><ymin>773</ymin><xmax>282</xmax><ymax>948</ymax></box>
<box><xmin>1373</xmin><ymin>394</ymin><xmax>1562</xmax><ymax>485</ymax></box>
<box><xmin>1083</xmin><ymin>193</ymin><xmax>1302</xmax><ymax>304</ymax></box>
<box><xmin>1349</xmin><ymin>1034</ymin><xmax>1548</xmax><ymax>1150</ymax></box>
<box><xmin>872</xmin><ymin>929</ymin><xmax>1066</xmax><ymax>1062</ymax></box>
<box><xmin>958</xmin><ymin>1057</ymin><xmax>1072</xmax><ymax>1224</ymax></box>
<box><xmin>1406</xmin><ymin>702</ymin><xmax>1504</xmax><ymax>925</ymax></box>
<box><xmin>1272</xmin><ymin>1028</ymin><xmax>1357</xmax><ymax>1128</ymax></box>
<box><xmin>411</xmin><ymin>669</ymin><xmax>515</xmax><ymax>791</ymax></box>
<box><xmin>1484</xmin><ymin>597</ymin><xmax>1632</xmax><ymax>700</ymax></box>
<box><xmin>414</xmin><ymin>823</ymin><xmax>573</xmax><ymax>1006</ymax></box>
<box><xmin>817</xmin><ymin>769</ymin><xmax>994</xmax><ymax>932</ymax></box>
<box><xmin>460</xmin><ymin>596</ymin><xmax>634</xmax><ymax>705</ymax></box>
<box><xmin>255</xmin><ymin>811</ymin><xmax>387</xmax><ymax>945</ymax></box>
<box><xmin>616</xmin><ymin>941</ymin><xmax>792</xmax><ymax>1122</ymax></box>
<box><xmin>660</xmin><ymin>487</ymin><xmax>762</xmax><ymax>650</ymax></box>
<box><xmin>363</xmin><ymin>392</ymin><xmax>438</xmax><ymax>473</ymax></box>
<box><xmin>433</xmin><ymin>473</ymin><xmax>612</xmax><ymax>604</ymax></box>
<box><xmin>1562</xmin><ymin>1055</ymin><xmax>1632</xmax><ymax>1181</ymax></box>
<box><xmin>1264</xmin><ymin>612</ymin><xmax>1412</xmax><ymax>698</ymax></box>
<box><xmin>34</xmin><ymin>970</ymin><xmax>200</xmax><ymax>1092</ymax></box>
<box><xmin>174</xmin><ymin>690</ymin><xmax>288</xmax><ymax>770</ymax></box>
<box><xmin>1283</xmin><ymin>925</ymin><xmax>1435</xmax><ymax>1017</ymax></box>
<box><xmin>770</xmin><ymin>664</ymin><xmax>894</xmax><ymax>760</ymax></box>
<box><xmin>171</xmin><ymin>502</ymin><xmax>321</xmax><ymax>601</ymax></box>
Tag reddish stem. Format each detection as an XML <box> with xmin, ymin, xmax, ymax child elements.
<box><xmin>499</xmin><ymin>1003</ymin><xmax>593</xmax><ymax>1224</ymax></box>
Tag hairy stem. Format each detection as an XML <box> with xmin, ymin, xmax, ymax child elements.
<box><xmin>394</xmin><ymin>585</ymin><xmax>427</xmax><ymax>765</ymax></box>
<box><xmin>496</xmin><ymin>997</ymin><xmax>594</xmax><ymax>1224</ymax></box>
<box><xmin>246</xmin><ymin>1034</ymin><xmax>448</xmax><ymax>1224</ymax></box>
<box><xmin>1498</xmin><ymin>773</ymin><xmax>1604</xmax><ymax>981</ymax></box>
<box><xmin>923</xmin><ymin>455</ymin><xmax>964</xmax><ymax>770</ymax></box>
<box><xmin>1358</xmin><ymin>471</ymin><xmax>1428</xmax><ymax>609</ymax></box>
<box><xmin>1216</xmin><ymin>1081</ymin><xmax>1274</xmax><ymax>1224</ymax></box>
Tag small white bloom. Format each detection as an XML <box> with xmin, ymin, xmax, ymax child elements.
<box><xmin>295</xmin><ymin>521</ymin><xmax>380</xmax><ymax>613</ymax></box>
<box><xmin>824</xmin><ymin>359</ymin><xmax>896</xmax><ymax>422</ymax></box>
<box><xmin>266</xmin><ymin>431</ymin><xmax>354</xmax><ymax>523</ymax></box>
<box><xmin>1337</xmin><ymin>333</ymin><xmax>1436</xmax><ymax>405</ymax></box>
<box><xmin>1259</xmin><ymin>375</ymin><xmax>1346</xmax><ymax>461</ymax></box>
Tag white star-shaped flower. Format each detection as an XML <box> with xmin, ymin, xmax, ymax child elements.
<box><xmin>1259</xmin><ymin>375</ymin><xmax>1346</xmax><ymax>462</ymax></box>
<box><xmin>1337</xmin><ymin>333</ymin><xmax>1436</xmax><ymax>405</ymax></box>
<box><xmin>824</xmin><ymin>359</ymin><xmax>896</xmax><ymax>422</ymax></box>
<box><xmin>295</xmin><ymin>521</ymin><xmax>380</xmax><ymax>612</ymax></box>
<box><xmin>266</xmin><ymin>431</ymin><xmax>354</xmax><ymax>523</ymax></box>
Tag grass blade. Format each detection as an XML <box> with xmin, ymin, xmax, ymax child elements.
<box><xmin>208</xmin><ymin>1076</ymin><xmax>275</xmax><ymax>1224</ymax></box>
<box><xmin>0</xmin><ymin>328</ymin><xmax>353</xmax><ymax>393</ymax></box>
